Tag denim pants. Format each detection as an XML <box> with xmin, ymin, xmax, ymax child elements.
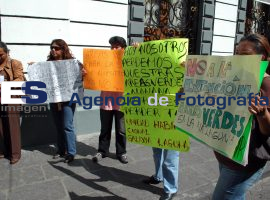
<box><xmin>212</xmin><ymin>163</ymin><xmax>265</xmax><ymax>200</ymax></box>
<box><xmin>50</xmin><ymin>102</ymin><xmax>76</xmax><ymax>156</ymax></box>
<box><xmin>152</xmin><ymin>147</ymin><xmax>180</xmax><ymax>194</ymax></box>
<box><xmin>98</xmin><ymin>109</ymin><xmax>126</xmax><ymax>156</ymax></box>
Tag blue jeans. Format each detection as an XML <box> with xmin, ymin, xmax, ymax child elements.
<box><xmin>51</xmin><ymin>102</ymin><xmax>76</xmax><ymax>156</ymax></box>
<box><xmin>152</xmin><ymin>147</ymin><xmax>180</xmax><ymax>194</ymax></box>
<box><xmin>212</xmin><ymin>163</ymin><xmax>265</xmax><ymax>200</ymax></box>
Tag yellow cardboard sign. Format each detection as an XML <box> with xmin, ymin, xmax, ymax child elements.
<box><xmin>122</xmin><ymin>38</ymin><xmax>190</xmax><ymax>151</ymax></box>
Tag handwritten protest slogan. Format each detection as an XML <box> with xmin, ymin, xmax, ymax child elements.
<box><xmin>28</xmin><ymin>59</ymin><xmax>83</xmax><ymax>103</ymax></box>
<box><xmin>122</xmin><ymin>39</ymin><xmax>190</xmax><ymax>151</ymax></box>
<box><xmin>174</xmin><ymin>55</ymin><xmax>267</xmax><ymax>165</ymax></box>
<box><xmin>83</xmin><ymin>49</ymin><xmax>124</xmax><ymax>92</ymax></box>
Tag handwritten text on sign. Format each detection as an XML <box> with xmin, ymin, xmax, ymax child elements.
<box><xmin>122</xmin><ymin>39</ymin><xmax>190</xmax><ymax>151</ymax></box>
<box><xmin>175</xmin><ymin>55</ymin><xmax>263</xmax><ymax>164</ymax></box>
<box><xmin>27</xmin><ymin>59</ymin><xmax>83</xmax><ymax>103</ymax></box>
<box><xmin>83</xmin><ymin>49</ymin><xmax>124</xmax><ymax>92</ymax></box>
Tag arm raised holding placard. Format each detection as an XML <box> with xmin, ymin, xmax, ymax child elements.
<box><xmin>213</xmin><ymin>34</ymin><xmax>270</xmax><ymax>200</ymax></box>
<box><xmin>47</xmin><ymin>39</ymin><xmax>79</xmax><ymax>164</ymax></box>
<box><xmin>92</xmin><ymin>36</ymin><xmax>129</xmax><ymax>164</ymax></box>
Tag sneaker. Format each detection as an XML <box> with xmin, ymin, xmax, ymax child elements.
<box><xmin>143</xmin><ymin>175</ymin><xmax>162</xmax><ymax>185</ymax></box>
<box><xmin>92</xmin><ymin>152</ymin><xmax>103</xmax><ymax>163</ymax></box>
<box><xmin>118</xmin><ymin>154</ymin><xmax>128</xmax><ymax>164</ymax></box>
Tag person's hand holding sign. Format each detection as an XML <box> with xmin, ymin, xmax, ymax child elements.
<box><xmin>248</xmin><ymin>95</ymin><xmax>268</xmax><ymax>115</ymax></box>
<box><xmin>81</xmin><ymin>67</ymin><xmax>87</xmax><ymax>77</ymax></box>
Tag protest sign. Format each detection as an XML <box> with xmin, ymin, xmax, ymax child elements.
<box><xmin>83</xmin><ymin>49</ymin><xmax>124</xmax><ymax>92</ymax></box>
<box><xmin>174</xmin><ymin>55</ymin><xmax>268</xmax><ymax>165</ymax></box>
<box><xmin>28</xmin><ymin>59</ymin><xmax>83</xmax><ymax>103</ymax></box>
<box><xmin>233</xmin><ymin>60</ymin><xmax>268</xmax><ymax>163</ymax></box>
<box><xmin>122</xmin><ymin>38</ymin><xmax>190</xmax><ymax>151</ymax></box>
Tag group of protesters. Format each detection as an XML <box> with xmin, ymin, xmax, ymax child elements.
<box><xmin>0</xmin><ymin>33</ymin><xmax>270</xmax><ymax>200</ymax></box>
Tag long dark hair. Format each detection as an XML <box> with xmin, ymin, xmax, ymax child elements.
<box><xmin>240</xmin><ymin>34</ymin><xmax>270</xmax><ymax>74</ymax></box>
<box><xmin>47</xmin><ymin>39</ymin><xmax>74</xmax><ymax>61</ymax></box>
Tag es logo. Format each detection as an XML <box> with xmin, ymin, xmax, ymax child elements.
<box><xmin>1</xmin><ymin>81</ymin><xmax>47</xmax><ymax>104</ymax></box>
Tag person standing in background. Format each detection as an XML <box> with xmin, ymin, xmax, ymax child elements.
<box><xmin>92</xmin><ymin>36</ymin><xmax>128</xmax><ymax>164</ymax></box>
<box><xmin>0</xmin><ymin>41</ymin><xmax>24</xmax><ymax>164</ymax></box>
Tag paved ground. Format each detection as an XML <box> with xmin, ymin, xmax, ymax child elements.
<box><xmin>0</xmin><ymin>134</ymin><xmax>269</xmax><ymax>200</ymax></box>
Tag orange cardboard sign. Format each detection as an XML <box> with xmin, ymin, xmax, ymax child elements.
<box><xmin>83</xmin><ymin>49</ymin><xmax>124</xmax><ymax>92</ymax></box>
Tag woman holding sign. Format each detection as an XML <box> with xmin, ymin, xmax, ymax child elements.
<box><xmin>0</xmin><ymin>41</ymin><xmax>24</xmax><ymax>164</ymax></box>
<box><xmin>48</xmin><ymin>39</ymin><xmax>83</xmax><ymax>163</ymax></box>
<box><xmin>213</xmin><ymin>34</ymin><xmax>270</xmax><ymax>200</ymax></box>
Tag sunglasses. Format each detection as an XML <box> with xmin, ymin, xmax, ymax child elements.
<box><xmin>50</xmin><ymin>46</ymin><xmax>62</xmax><ymax>51</ymax></box>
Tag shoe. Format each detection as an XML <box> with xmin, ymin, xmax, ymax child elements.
<box><xmin>159</xmin><ymin>192</ymin><xmax>177</xmax><ymax>200</ymax></box>
<box><xmin>52</xmin><ymin>153</ymin><xmax>66</xmax><ymax>159</ymax></box>
<box><xmin>143</xmin><ymin>175</ymin><xmax>162</xmax><ymax>185</ymax></box>
<box><xmin>64</xmin><ymin>154</ymin><xmax>74</xmax><ymax>163</ymax></box>
<box><xmin>92</xmin><ymin>152</ymin><xmax>103</xmax><ymax>163</ymax></box>
<box><xmin>10</xmin><ymin>158</ymin><xmax>20</xmax><ymax>165</ymax></box>
<box><xmin>0</xmin><ymin>154</ymin><xmax>4</xmax><ymax>159</ymax></box>
<box><xmin>118</xmin><ymin>154</ymin><xmax>128</xmax><ymax>164</ymax></box>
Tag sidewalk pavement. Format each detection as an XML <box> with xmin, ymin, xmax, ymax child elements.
<box><xmin>0</xmin><ymin>134</ymin><xmax>269</xmax><ymax>200</ymax></box>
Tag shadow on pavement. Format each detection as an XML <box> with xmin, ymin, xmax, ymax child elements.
<box><xmin>48</xmin><ymin>158</ymin><xmax>162</xmax><ymax>199</ymax></box>
<box><xmin>69</xmin><ymin>191</ymin><xmax>125</xmax><ymax>200</ymax></box>
<box><xmin>23</xmin><ymin>141</ymin><xmax>97</xmax><ymax>157</ymax></box>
